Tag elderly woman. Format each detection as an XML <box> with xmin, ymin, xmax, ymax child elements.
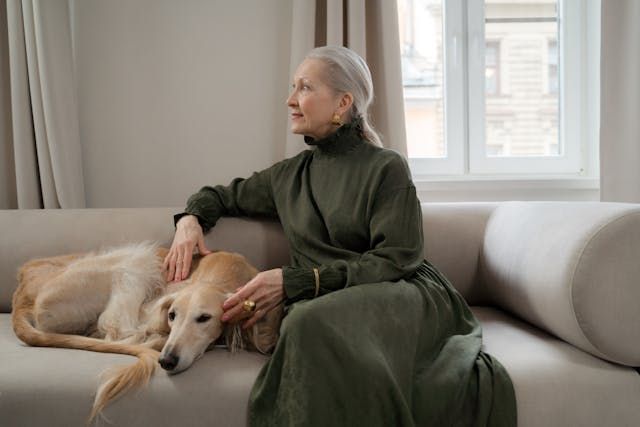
<box><xmin>165</xmin><ymin>46</ymin><xmax>516</xmax><ymax>426</ymax></box>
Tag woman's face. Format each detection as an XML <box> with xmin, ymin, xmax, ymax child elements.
<box><xmin>287</xmin><ymin>58</ymin><xmax>347</xmax><ymax>140</ymax></box>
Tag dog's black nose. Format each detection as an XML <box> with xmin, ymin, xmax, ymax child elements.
<box><xmin>159</xmin><ymin>353</ymin><xmax>179</xmax><ymax>371</ymax></box>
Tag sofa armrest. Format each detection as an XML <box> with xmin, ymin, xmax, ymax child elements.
<box><xmin>479</xmin><ymin>201</ymin><xmax>640</xmax><ymax>367</ymax></box>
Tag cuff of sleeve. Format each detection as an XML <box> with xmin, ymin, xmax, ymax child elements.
<box><xmin>173</xmin><ymin>212</ymin><xmax>211</xmax><ymax>232</ymax></box>
<box><xmin>282</xmin><ymin>266</ymin><xmax>316</xmax><ymax>303</ymax></box>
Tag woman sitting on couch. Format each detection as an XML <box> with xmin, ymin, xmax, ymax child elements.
<box><xmin>164</xmin><ymin>45</ymin><xmax>516</xmax><ymax>427</ymax></box>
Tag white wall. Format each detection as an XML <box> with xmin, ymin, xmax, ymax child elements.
<box><xmin>73</xmin><ymin>0</ymin><xmax>293</xmax><ymax>208</ymax></box>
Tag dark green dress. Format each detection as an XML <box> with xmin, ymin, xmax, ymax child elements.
<box><xmin>177</xmin><ymin>121</ymin><xmax>517</xmax><ymax>426</ymax></box>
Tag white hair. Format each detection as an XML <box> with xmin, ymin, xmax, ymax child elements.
<box><xmin>305</xmin><ymin>46</ymin><xmax>383</xmax><ymax>147</ymax></box>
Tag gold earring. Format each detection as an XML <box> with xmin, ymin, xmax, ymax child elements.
<box><xmin>331</xmin><ymin>113</ymin><xmax>343</xmax><ymax>126</ymax></box>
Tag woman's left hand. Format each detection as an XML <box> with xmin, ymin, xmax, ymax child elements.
<box><xmin>221</xmin><ymin>268</ymin><xmax>284</xmax><ymax>329</ymax></box>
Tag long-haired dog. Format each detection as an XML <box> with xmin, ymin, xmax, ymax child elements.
<box><xmin>11</xmin><ymin>242</ymin><xmax>282</xmax><ymax>421</ymax></box>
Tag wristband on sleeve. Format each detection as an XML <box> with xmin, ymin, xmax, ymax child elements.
<box><xmin>312</xmin><ymin>268</ymin><xmax>320</xmax><ymax>297</ymax></box>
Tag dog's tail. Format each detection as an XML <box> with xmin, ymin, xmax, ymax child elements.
<box><xmin>12</xmin><ymin>307</ymin><xmax>159</xmax><ymax>422</ymax></box>
<box><xmin>91</xmin><ymin>347</ymin><xmax>159</xmax><ymax>421</ymax></box>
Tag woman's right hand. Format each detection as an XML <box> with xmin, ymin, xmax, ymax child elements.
<box><xmin>163</xmin><ymin>215</ymin><xmax>212</xmax><ymax>282</ymax></box>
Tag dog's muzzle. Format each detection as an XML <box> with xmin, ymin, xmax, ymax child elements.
<box><xmin>159</xmin><ymin>353</ymin><xmax>180</xmax><ymax>371</ymax></box>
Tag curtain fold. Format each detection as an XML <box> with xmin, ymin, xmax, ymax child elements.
<box><xmin>599</xmin><ymin>0</ymin><xmax>640</xmax><ymax>202</ymax></box>
<box><xmin>1</xmin><ymin>0</ymin><xmax>18</xmax><ymax>208</ymax></box>
<box><xmin>363</xmin><ymin>0</ymin><xmax>407</xmax><ymax>157</ymax></box>
<box><xmin>284</xmin><ymin>0</ymin><xmax>317</xmax><ymax>158</ymax></box>
<box><xmin>4</xmin><ymin>0</ymin><xmax>84</xmax><ymax>208</ymax></box>
<box><xmin>285</xmin><ymin>0</ymin><xmax>408</xmax><ymax>158</ymax></box>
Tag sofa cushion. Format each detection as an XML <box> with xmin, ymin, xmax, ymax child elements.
<box><xmin>0</xmin><ymin>313</ymin><xmax>268</xmax><ymax>427</ymax></box>
<box><xmin>480</xmin><ymin>202</ymin><xmax>640</xmax><ymax>366</ymax></box>
<box><xmin>473</xmin><ymin>306</ymin><xmax>640</xmax><ymax>427</ymax></box>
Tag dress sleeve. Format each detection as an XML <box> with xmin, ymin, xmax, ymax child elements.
<box><xmin>282</xmin><ymin>158</ymin><xmax>425</xmax><ymax>303</ymax></box>
<box><xmin>174</xmin><ymin>165</ymin><xmax>279</xmax><ymax>233</ymax></box>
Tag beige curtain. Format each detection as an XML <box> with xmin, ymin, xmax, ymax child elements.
<box><xmin>285</xmin><ymin>0</ymin><xmax>408</xmax><ymax>158</ymax></box>
<box><xmin>1</xmin><ymin>1</ymin><xmax>17</xmax><ymax>208</ymax></box>
<box><xmin>600</xmin><ymin>0</ymin><xmax>640</xmax><ymax>202</ymax></box>
<box><xmin>2</xmin><ymin>0</ymin><xmax>84</xmax><ymax>208</ymax></box>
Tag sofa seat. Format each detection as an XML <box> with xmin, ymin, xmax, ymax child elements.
<box><xmin>0</xmin><ymin>312</ymin><xmax>268</xmax><ymax>427</ymax></box>
<box><xmin>473</xmin><ymin>307</ymin><xmax>640</xmax><ymax>427</ymax></box>
<box><xmin>2</xmin><ymin>307</ymin><xmax>638</xmax><ymax>427</ymax></box>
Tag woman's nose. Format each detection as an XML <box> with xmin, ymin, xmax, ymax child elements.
<box><xmin>286</xmin><ymin>91</ymin><xmax>297</xmax><ymax>107</ymax></box>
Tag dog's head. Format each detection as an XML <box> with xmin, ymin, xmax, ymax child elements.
<box><xmin>157</xmin><ymin>251</ymin><xmax>260</xmax><ymax>374</ymax></box>
<box><xmin>157</xmin><ymin>283</ymin><xmax>227</xmax><ymax>374</ymax></box>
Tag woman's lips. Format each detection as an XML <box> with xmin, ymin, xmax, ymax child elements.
<box><xmin>291</xmin><ymin>113</ymin><xmax>303</xmax><ymax>121</ymax></box>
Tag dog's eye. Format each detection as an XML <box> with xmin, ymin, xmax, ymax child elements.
<box><xmin>168</xmin><ymin>311</ymin><xmax>176</xmax><ymax>321</ymax></box>
<box><xmin>196</xmin><ymin>314</ymin><xmax>212</xmax><ymax>323</ymax></box>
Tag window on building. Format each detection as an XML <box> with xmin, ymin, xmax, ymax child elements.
<box><xmin>485</xmin><ymin>41</ymin><xmax>500</xmax><ymax>96</ymax></box>
<box><xmin>548</xmin><ymin>40</ymin><xmax>558</xmax><ymax>94</ymax></box>
<box><xmin>398</xmin><ymin>0</ymin><xmax>598</xmax><ymax>177</ymax></box>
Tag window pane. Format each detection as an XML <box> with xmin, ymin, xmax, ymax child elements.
<box><xmin>485</xmin><ymin>0</ymin><xmax>559</xmax><ymax>157</ymax></box>
<box><xmin>398</xmin><ymin>0</ymin><xmax>445</xmax><ymax>158</ymax></box>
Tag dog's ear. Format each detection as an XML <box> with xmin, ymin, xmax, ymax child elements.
<box><xmin>244</xmin><ymin>304</ymin><xmax>282</xmax><ymax>355</ymax></box>
<box><xmin>148</xmin><ymin>295</ymin><xmax>175</xmax><ymax>335</ymax></box>
<box><xmin>160</xmin><ymin>295</ymin><xmax>174</xmax><ymax>313</ymax></box>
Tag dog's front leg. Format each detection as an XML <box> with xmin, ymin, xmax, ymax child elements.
<box><xmin>143</xmin><ymin>335</ymin><xmax>168</xmax><ymax>351</ymax></box>
<box><xmin>98</xmin><ymin>273</ymin><xmax>159</xmax><ymax>340</ymax></box>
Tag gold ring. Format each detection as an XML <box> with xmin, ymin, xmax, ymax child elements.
<box><xmin>242</xmin><ymin>300</ymin><xmax>256</xmax><ymax>312</ymax></box>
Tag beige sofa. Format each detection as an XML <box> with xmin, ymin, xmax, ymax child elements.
<box><xmin>0</xmin><ymin>202</ymin><xmax>639</xmax><ymax>427</ymax></box>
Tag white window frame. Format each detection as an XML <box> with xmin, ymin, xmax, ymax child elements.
<box><xmin>408</xmin><ymin>0</ymin><xmax>599</xmax><ymax>185</ymax></box>
<box><xmin>408</xmin><ymin>0</ymin><xmax>465</xmax><ymax>176</ymax></box>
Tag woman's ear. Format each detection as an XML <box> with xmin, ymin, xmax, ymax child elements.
<box><xmin>337</xmin><ymin>92</ymin><xmax>354</xmax><ymax>116</ymax></box>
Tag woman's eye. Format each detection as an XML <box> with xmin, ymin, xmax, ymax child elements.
<box><xmin>196</xmin><ymin>314</ymin><xmax>212</xmax><ymax>323</ymax></box>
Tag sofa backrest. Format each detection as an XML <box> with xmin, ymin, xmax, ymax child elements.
<box><xmin>0</xmin><ymin>208</ymin><xmax>290</xmax><ymax>312</ymax></box>
<box><xmin>421</xmin><ymin>203</ymin><xmax>497</xmax><ymax>304</ymax></box>
<box><xmin>0</xmin><ymin>203</ymin><xmax>494</xmax><ymax>312</ymax></box>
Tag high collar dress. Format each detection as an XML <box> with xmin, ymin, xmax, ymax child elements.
<box><xmin>177</xmin><ymin>120</ymin><xmax>517</xmax><ymax>426</ymax></box>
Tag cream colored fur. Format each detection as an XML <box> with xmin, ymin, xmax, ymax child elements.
<box><xmin>11</xmin><ymin>243</ymin><xmax>282</xmax><ymax>422</ymax></box>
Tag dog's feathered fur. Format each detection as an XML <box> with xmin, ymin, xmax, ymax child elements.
<box><xmin>11</xmin><ymin>243</ymin><xmax>282</xmax><ymax>422</ymax></box>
